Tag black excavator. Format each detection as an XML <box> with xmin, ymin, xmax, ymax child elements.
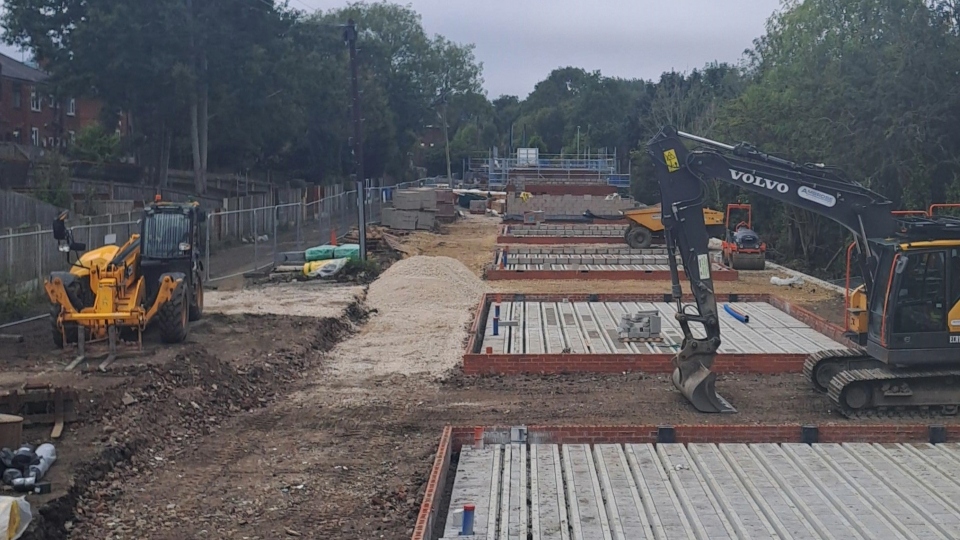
<box><xmin>647</xmin><ymin>125</ymin><xmax>960</xmax><ymax>417</ymax></box>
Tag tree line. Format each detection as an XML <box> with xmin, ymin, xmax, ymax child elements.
<box><xmin>3</xmin><ymin>0</ymin><xmax>483</xmax><ymax>192</ymax></box>
<box><xmin>6</xmin><ymin>0</ymin><xmax>960</xmax><ymax>277</ymax></box>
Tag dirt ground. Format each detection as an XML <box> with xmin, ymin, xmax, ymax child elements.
<box><xmin>3</xmin><ymin>213</ymin><xmax>943</xmax><ymax>539</ymax></box>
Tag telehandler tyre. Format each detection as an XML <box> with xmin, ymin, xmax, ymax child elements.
<box><xmin>189</xmin><ymin>272</ymin><xmax>204</xmax><ymax>322</ymax></box>
<box><xmin>49</xmin><ymin>304</ymin><xmax>77</xmax><ymax>348</ymax></box>
<box><xmin>625</xmin><ymin>226</ymin><xmax>653</xmax><ymax>249</ymax></box>
<box><xmin>158</xmin><ymin>282</ymin><xmax>189</xmax><ymax>343</ymax></box>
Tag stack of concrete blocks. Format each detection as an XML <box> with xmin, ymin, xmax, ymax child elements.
<box><xmin>617</xmin><ymin>311</ymin><xmax>662</xmax><ymax>341</ymax></box>
<box><xmin>505</xmin><ymin>192</ymin><xmax>638</xmax><ymax>217</ymax></box>
<box><xmin>436</xmin><ymin>189</ymin><xmax>456</xmax><ymax>222</ymax></box>
<box><xmin>382</xmin><ymin>187</ymin><xmax>439</xmax><ymax>230</ymax></box>
<box><xmin>469</xmin><ymin>199</ymin><xmax>487</xmax><ymax>214</ymax></box>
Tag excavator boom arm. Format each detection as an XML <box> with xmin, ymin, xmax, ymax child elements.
<box><xmin>645</xmin><ymin>125</ymin><xmax>897</xmax><ymax>413</ymax></box>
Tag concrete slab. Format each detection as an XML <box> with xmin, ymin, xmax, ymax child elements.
<box><xmin>505</xmin><ymin>224</ymin><xmax>628</xmax><ymax>237</ymax></box>
<box><xmin>441</xmin><ymin>442</ymin><xmax>960</xmax><ymax>540</ymax></box>
<box><xmin>489</xmin><ymin>246</ymin><xmax>739</xmax><ymax>280</ymax></box>
<box><xmin>480</xmin><ymin>301</ymin><xmax>843</xmax><ymax>355</ymax></box>
<box><xmin>502</xmin><ymin>262</ymin><xmax>730</xmax><ymax>272</ymax></box>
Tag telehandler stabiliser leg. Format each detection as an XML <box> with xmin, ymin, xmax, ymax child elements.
<box><xmin>65</xmin><ymin>328</ymin><xmax>86</xmax><ymax>371</ymax></box>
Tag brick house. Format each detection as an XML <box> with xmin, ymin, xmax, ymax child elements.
<box><xmin>0</xmin><ymin>52</ymin><xmax>116</xmax><ymax>150</ymax></box>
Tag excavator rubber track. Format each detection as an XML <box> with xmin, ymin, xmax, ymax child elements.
<box><xmin>827</xmin><ymin>367</ymin><xmax>960</xmax><ymax>419</ymax></box>
<box><xmin>802</xmin><ymin>348</ymin><xmax>871</xmax><ymax>392</ymax></box>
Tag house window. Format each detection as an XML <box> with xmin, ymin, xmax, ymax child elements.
<box><xmin>67</xmin><ymin>98</ymin><xmax>76</xmax><ymax>116</ymax></box>
<box><xmin>30</xmin><ymin>127</ymin><xmax>39</xmax><ymax>146</ymax></box>
<box><xmin>12</xmin><ymin>83</ymin><xmax>21</xmax><ymax>108</ymax></box>
<box><xmin>68</xmin><ymin>130</ymin><xmax>75</xmax><ymax>144</ymax></box>
<box><xmin>47</xmin><ymin>94</ymin><xmax>55</xmax><ymax>108</ymax></box>
<box><xmin>30</xmin><ymin>89</ymin><xmax>40</xmax><ymax>112</ymax></box>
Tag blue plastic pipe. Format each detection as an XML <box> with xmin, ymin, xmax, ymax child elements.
<box><xmin>461</xmin><ymin>504</ymin><xmax>475</xmax><ymax>535</ymax></box>
<box><xmin>723</xmin><ymin>304</ymin><xmax>750</xmax><ymax>323</ymax></box>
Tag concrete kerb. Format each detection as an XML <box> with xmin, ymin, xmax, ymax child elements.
<box><xmin>413</xmin><ymin>422</ymin><xmax>960</xmax><ymax>540</ymax></box>
<box><xmin>462</xmin><ymin>292</ymin><xmax>856</xmax><ymax>376</ymax></box>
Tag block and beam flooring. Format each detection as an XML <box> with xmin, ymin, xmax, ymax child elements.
<box><xmin>442</xmin><ymin>441</ymin><xmax>960</xmax><ymax>539</ymax></box>
<box><xmin>498</xmin><ymin>224</ymin><xmax>628</xmax><ymax>244</ymax></box>
<box><xmin>488</xmin><ymin>246</ymin><xmax>737</xmax><ymax>280</ymax></box>
<box><xmin>480</xmin><ymin>301</ymin><xmax>840</xmax><ymax>356</ymax></box>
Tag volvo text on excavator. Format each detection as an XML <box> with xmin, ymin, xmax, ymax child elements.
<box><xmin>647</xmin><ymin>125</ymin><xmax>960</xmax><ymax>417</ymax></box>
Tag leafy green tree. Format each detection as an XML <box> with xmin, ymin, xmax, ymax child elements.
<box><xmin>714</xmin><ymin>0</ymin><xmax>960</xmax><ymax>274</ymax></box>
<box><xmin>69</xmin><ymin>125</ymin><xmax>121</xmax><ymax>164</ymax></box>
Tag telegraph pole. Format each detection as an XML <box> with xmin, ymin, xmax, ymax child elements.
<box><xmin>344</xmin><ymin>19</ymin><xmax>366</xmax><ymax>261</ymax></box>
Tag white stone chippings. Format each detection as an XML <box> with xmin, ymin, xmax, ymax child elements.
<box><xmin>330</xmin><ymin>255</ymin><xmax>490</xmax><ymax>378</ymax></box>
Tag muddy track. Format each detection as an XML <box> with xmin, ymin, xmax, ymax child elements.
<box><xmin>25</xmin><ymin>299</ymin><xmax>371</xmax><ymax>540</ymax></box>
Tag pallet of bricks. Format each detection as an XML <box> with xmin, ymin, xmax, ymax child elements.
<box><xmin>382</xmin><ymin>187</ymin><xmax>456</xmax><ymax>230</ymax></box>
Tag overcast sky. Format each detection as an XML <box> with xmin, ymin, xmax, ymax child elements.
<box><xmin>0</xmin><ymin>0</ymin><xmax>782</xmax><ymax>99</ymax></box>
<box><xmin>297</xmin><ymin>0</ymin><xmax>783</xmax><ymax>98</ymax></box>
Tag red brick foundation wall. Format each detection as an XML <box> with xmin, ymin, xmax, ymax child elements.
<box><xmin>462</xmin><ymin>352</ymin><xmax>807</xmax><ymax>375</ymax></box>
<box><xmin>411</xmin><ymin>426</ymin><xmax>452</xmax><ymax>540</ymax></box>
<box><xmin>446</xmin><ymin>423</ymin><xmax>959</xmax><ymax>448</ymax></box>
<box><xmin>767</xmin><ymin>295</ymin><xmax>856</xmax><ymax>347</ymax></box>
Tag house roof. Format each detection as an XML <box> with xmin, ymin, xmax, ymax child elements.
<box><xmin>0</xmin><ymin>52</ymin><xmax>48</xmax><ymax>83</ymax></box>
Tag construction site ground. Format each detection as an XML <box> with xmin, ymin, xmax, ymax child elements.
<box><xmin>5</xmin><ymin>213</ymin><xmax>933</xmax><ymax>539</ymax></box>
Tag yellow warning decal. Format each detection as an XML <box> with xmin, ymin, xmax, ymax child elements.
<box><xmin>664</xmin><ymin>149</ymin><xmax>680</xmax><ymax>172</ymax></box>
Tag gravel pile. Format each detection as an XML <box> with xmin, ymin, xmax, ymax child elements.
<box><xmin>331</xmin><ymin>256</ymin><xmax>490</xmax><ymax>378</ymax></box>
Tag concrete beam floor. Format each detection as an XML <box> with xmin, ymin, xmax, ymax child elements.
<box><xmin>502</xmin><ymin>262</ymin><xmax>732</xmax><ymax>272</ymax></box>
<box><xmin>481</xmin><ymin>301</ymin><xmax>843</xmax><ymax>355</ymax></box>
<box><xmin>506</xmin><ymin>224</ymin><xmax>628</xmax><ymax>237</ymax></box>
<box><xmin>441</xmin><ymin>442</ymin><xmax>960</xmax><ymax>540</ymax></box>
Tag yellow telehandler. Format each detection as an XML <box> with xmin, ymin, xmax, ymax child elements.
<box><xmin>45</xmin><ymin>198</ymin><xmax>206</xmax><ymax>368</ymax></box>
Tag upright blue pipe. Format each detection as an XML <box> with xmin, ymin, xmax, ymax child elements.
<box><xmin>461</xmin><ymin>504</ymin><xmax>475</xmax><ymax>535</ymax></box>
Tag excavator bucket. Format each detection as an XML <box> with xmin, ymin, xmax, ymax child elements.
<box><xmin>672</xmin><ymin>354</ymin><xmax>737</xmax><ymax>413</ymax></box>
